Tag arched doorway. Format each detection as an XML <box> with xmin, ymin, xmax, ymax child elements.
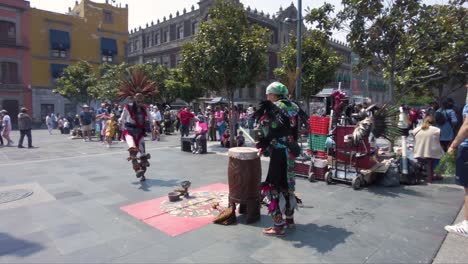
<box><xmin>2</xmin><ymin>100</ymin><xmax>19</xmax><ymax>129</ymax></box>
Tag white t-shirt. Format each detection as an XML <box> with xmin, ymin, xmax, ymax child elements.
<box><xmin>2</xmin><ymin>115</ymin><xmax>11</xmax><ymax>130</ymax></box>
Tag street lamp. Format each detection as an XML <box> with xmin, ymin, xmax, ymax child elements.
<box><xmin>284</xmin><ymin>0</ymin><xmax>302</xmax><ymax>101</ymax></box>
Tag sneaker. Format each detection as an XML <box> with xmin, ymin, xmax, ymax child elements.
<box><xmin>83</xmin><ymin>139</ymin><xmax>87</xmax><ymax>142</ymax></box>
<box><xmin>17</xmin><ymin>145</ymin><xmax>24</xmax><ymax>148</ymax></box>
<box><xmin>445</xmin><ymin>221</ymin><xmax>468</xmax><ymax>237</ymax></box>
<box><xmin>263</xmin><ymin>227</ymin><xmax>285</xmax><ymax>236</ymax></box>
<box><xmin>28</xmin><ymin>146</ymin><xmax>34</xmax><ymax>149</ymax></box>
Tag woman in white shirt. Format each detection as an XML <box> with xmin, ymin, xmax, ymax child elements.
<box><xmin>1</xmin><ymin>110</ymin><xmax>14</xmax><ymax>146</ymax></box>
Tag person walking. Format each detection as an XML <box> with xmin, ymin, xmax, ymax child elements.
<box><xmin>1</xmin><ymin>110</ymin><xmax>13</xmax><ymax>146</ymax></box>
<box><xmin>17</xmin><ymin>107</ymin><xmax>34</xmax><ymax>149</ymax></box>
<box><xmin>444</xmin><ymin>98</ymin><xmax>468</xmax><ymax>237</ymax></box>
<box><xmin>46</xmin><ymin>113</ymin><xmax>54</xmax><ymax>135</ymax></box>
<box><xmin>215</xmin><ymin>106</ymin><xmax>226</xmax><ymax>141</ymax></box>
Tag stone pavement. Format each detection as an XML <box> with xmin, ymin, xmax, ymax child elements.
<box><xmin>0</xmin><ymin>129</ymin><xmax>466</xmax><ymax>263</ymax></box>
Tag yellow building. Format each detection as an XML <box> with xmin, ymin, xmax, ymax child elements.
<box><xmin>30</xmin><ymin>0</ymin><xmax>128</xmax><ymax>122</ymax></box>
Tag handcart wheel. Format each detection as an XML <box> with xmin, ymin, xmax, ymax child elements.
<box><xmin>352</xmin><ymin>177</ymin><xmax>362</xmax><ymax>190</ymax></box>
<box><xmin>308</xmin><ymin>172</ymin><xmax>316</xmax><ymax>182</ymax></box>
<box><xmin>325</xmin><ymin>172</ymin><xmax>333</xmax><ymax>185</ymax></box>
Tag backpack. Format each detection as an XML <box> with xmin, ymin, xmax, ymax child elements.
<box><xmin>434</xmin><ymin>110</ymin><xmax>447</xmax><ymax>126</ymax></box>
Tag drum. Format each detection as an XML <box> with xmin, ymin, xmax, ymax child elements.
<box><xmin>227</xmin><ymin>147</ymin><xmax>261</xmax><ymax>223</ymax></box>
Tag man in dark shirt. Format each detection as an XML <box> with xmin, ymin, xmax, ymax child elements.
<box><xmin>79</xmin><ymin>105</ymin><xmax>93</xmax><ymax>141</ymax></box>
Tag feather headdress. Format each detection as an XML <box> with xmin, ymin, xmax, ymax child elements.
<box><xmin>116</xmin><ymin>69</ymin><xmax>159</xmax><ymax>101</ymax></box>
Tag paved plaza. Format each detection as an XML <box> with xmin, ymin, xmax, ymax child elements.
<box><xmin>0</xmin><ymin>129</ymin><xmax>467</xmax><ymax>263</ymax></box>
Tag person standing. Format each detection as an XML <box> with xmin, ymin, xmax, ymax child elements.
<box><xmin>435</xmin><ymin>99</ymin><xmax>458</xmax><ymax>152</ymax></box>
<box><xmin>445</xmin><ymin>98</ymin><xmax>468</xmax><ymax>237</ymax></box>
<box><xmin>1</xmin><ymin>110</ymin><xmax>13</xmax><ymax>146</ymax></box>
<box><xmin>215</xmin><ymin>106</ymin><xmax>225</xmax><ymax>141</ymax></box>
<box><xmin>17</xmin><ymin>107</ymin><xmax>34</xmax><ymax>148</ymax></box>
<box><xmin>255</xmin><ymin>82</ymin><xmax>301</xmax><ymax>236</ymax></box>
<box><xmin>79</xmin><ymin>105</ymin><xmax>93</xmax><ymax>142</ymax></box>
<box><xmin>208</xmin><ymin>113</ymin><xmax>217</xmax><ymax>141</ymax></box>
<box><xmin>179</xmin><ymin>107</ymin><xmax>194</xmax><ymax>137</ymax></box>
<box><xmin>412</xmin><ymin>116</ymin><xmax>445</xmax><ymax>182</ymax></box>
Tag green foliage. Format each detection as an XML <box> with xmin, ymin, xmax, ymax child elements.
<box><xmin>165</xmin><ymin>68</ymin><xmax>205</xmax><ymax>103</ymax></box>
<box><xmin>339</xmin><ymin>0</ymin><xmax>467</xmax><ymax>102</ymax></box>
<box><xmin>181</xmin><ymin>0</ymin><xmax>270</xmax><ymax>99</ymax></box>
<box><xmin>54</xmin><ymin>61</ymin><xmax>97</xmax><ymax>105</ymax></box>
<box><xmin>435</xmin><ymin>151</ymin><xmax>456</xmax><ymax>175</ymax></box>
<box><xmin>275</xmin><ymin>4</ymin><xmax>342</xmax><ymax>100</ymax></box>
<box><xmin>90</xmin><ymin>62</ymin><xmax>128</xmax><ymax>102</ymax></box>
<box><xmin>396</xmin><ymin>1</ymin><xmax>467</xmax><ymax>98</ymax></box>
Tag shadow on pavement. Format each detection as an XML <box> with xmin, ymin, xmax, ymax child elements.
<box><xmin>282</xmin><ymin>223</ymin><xmax>353</xmax><ymax>253</ymax></box>
<box><xmin>0</xmin><ymin>232</ymin><xmax>44</xmax><ymax>257</ymax></box>
<box><xmin>132</xmin><ymin>178</ymin><xmax>179</xmax><ymax>192</ymax></box>
<box><xmin>365</xmin><ymin>185</ymin><xmax>429</xmax><ymax>198</ymax></box>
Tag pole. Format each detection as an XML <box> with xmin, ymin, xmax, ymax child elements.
<box><xmin>295</xmin><ymin>0</ymin><xmax>302</xmax><ymax>101</ymax></box>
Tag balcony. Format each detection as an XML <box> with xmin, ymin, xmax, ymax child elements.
<box><xmin>0</xmin><ymin>83</ymin><xmax>26</xmax><ymax>92</ymax></box>
<box><xmin>0</xmin><ymin>36</ymin><xmax>29</xmax><ymax>49</ymax></box>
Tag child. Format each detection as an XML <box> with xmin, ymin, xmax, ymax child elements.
<box><xmin>105</xmin><ymin>113</ymin><xmax>118</xmax><ymax>148</ymax></box>
<box><xmin>236</xmin><ymin>131</ymin><xmax>245</xmax><ymax>147</ymax></box>
<box><xmin>221</xmin><ymin>129</ymin><xmax>230</xmax><ymax>148</ymax></box>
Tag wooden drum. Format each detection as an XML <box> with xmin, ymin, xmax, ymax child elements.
<box><xmin>227</xmin><ymin>147</ymin><xmax>261</xmax><ymax>223</ymax></box>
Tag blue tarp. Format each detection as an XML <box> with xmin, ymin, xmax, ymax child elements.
<box><xmin>49</xmin><ymin>29</ymin><xmax>70</xmax><ymax>50</ymax></box>
<box><xmin>50</xmin><ymin>64</ymin><xmax>68</xmax><ymax>79</ymax></box>
<box><xmin>101</xmin><ymin>38</ymin><xmax>117</xmax><ymax>55</ymax></box>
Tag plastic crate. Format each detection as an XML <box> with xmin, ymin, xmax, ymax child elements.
<box><xmin>295</xmin><ymin>160</ymin><xmax>312</xmax><ymax>177</ymax></box>
<box><xmin>309</xmin><ymin>134</ymin><xmax>327</xmax><ymax>152</ymax></box>
<box><xmin>310</xmin><ymin>116</ymin><xmax>331</xmax><ymax>135</ymax></box>
<box><xmin>313</xmin><ymin>166</ymin><xmax>328</xmax><ymax>181</ymax></box>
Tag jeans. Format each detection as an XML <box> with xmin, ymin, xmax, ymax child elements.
<box><xmin>180</xmin><ymin>124</ymin><xmax>190</xmax><ymax>137</ymax></box>
<box><xmin>19</xmin><ymin>129</ymin><xmax>32</xmax><ymax>147</ymax></box>
<box><xmin>217</xmin><ymin>122</ymin><xmax>226</xmax><ymax>141</ymax></box>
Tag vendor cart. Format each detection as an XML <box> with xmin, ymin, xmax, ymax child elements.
<box><xmin>325</xmin><ymin>116</ymin><xmax>378</xmax><ymax>190</ymax></box>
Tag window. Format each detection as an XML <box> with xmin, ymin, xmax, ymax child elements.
<box><xmin>0</xmin><ymin>20</ymin><xmax>16</xmax><ymax>44</ymax></box>
<box><xmin>133</xmin><ymin>40</ymin><xmax>138</xmax><ymax>51</ymax></box>
<box><xmin>163</xmin><ymin>30</ymin><xmax>168</xmax><ymax>43</ymax></box>
<box><xmin>49</xmin><ymin>29</ymin><xmax>70</xmax><ymax>58</ymax></box>
<box><xmin>177</xmin><ymin>26</ymin><xmax>183</xmax><ymax>39</ymax></box>
<box><xmin>154</xmin><ymin>33</ymin><xmax>159</xmax><ymax>45</ymax></box>
<box><xmin>41</xmin><ymin>104</ymin><xmax>54</xmax><ymax>122</ymax></box>
<box><xmin>50</xmin><ymin>64</ymin><xmax>68</xmax><ymax>79</ymax></box>
<box><xmin>101</xmin><ymin>38</ymin><xmax>117</xmax><ymax>62</ymax></box>
<box><xmin>0</xmin><ymin>62</ymin><xmax>18</xmax><ymax>84</ymax></box>
<box><xmin>103</xmin><ymin>11</ymin><xmax>113</xmax><ymax>23</ymax></box>
<box><xmin>192</xmin><ymin>22</ymin><xmax>199</xmax><ymax>34</ymax></box>
<box><xmin>145</xmin><ymin>35</ymin><xmax>150</xmax><ymax>48</ymax></box>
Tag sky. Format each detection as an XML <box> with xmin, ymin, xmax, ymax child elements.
<box><xmin>29</xmin><ymin>0</ymin><xmax>452</xmax><ymax>42</ymax></box>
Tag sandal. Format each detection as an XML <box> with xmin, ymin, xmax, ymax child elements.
<box><xmin>263</xmin><ymin>227</ymin><xmax>285</xmax><ymax>236</ymax></box>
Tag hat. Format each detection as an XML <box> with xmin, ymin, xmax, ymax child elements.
<box><xmin>20</xmin><ymin>107</ymin><xmax>28</xmax><ymax>111</ymax></box>
<box><xmin>197</xmin><ymin>114</ymin><xmax>205</xmax><ymax>122</ymax></box>
<box><xmin>0</xmin><ymin>110</ymin><xmax>7</xmax><ymax>114</ymax></box>
<box><xmin>82</xmin><ymin>104</ymin><xmax>89</xmax><ymax>108</ymax></box>
<box><xmin>266</xmin><ymin>81</ymin><xmax>288</xmax><ymax>96</ymax></box>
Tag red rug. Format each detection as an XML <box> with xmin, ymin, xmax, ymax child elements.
<box><xmin>120</xmin><ymin>183</ymin><xmax>229</xmax><ymax>237</ymax></box>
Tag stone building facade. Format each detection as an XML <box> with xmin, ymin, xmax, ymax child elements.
<box><xmin>127</xmin><ymin>0</ymin><xmax>388</xmax><ymax>107</ymax></box>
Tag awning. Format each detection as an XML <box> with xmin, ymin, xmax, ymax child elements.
<box><xmin>50</xmin><ymin>64</ymin><xmax>68</xmax><ymax>79</ymax></box>
<box><xmin>205</xmin><ymin>97</ymin><xmax>228</xmax><ymax>104</ymax></box>
<box><xmin>49</xmin><ymin>29</ymin><xmax>70</xmax><ymax>50</ymax></box>
<box><xmin>101</xmin><ymin>38</ymin><xmax>118</xmax><ymax>55</ymax></box>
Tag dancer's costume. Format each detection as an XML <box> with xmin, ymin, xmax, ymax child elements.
<box><xmin>255</xmin><ymin>82</ymin><xmax>301</xmax><ymax>235</ymax></box>
<box><xmin>117</xmin><ymin>70</ymin><xmax>158</xmax><ymax>182</ymax></box>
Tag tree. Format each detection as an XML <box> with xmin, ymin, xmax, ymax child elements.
<box><xmin>396</xmin><ymin>0</ymin><xmax>467</xmax><ymax>100</ymax></box>
<box><xmin>165</xmin><ymin>68</ymin><xmax>205</xmax><ymax>104</ymax></box>
<box><xmin>181</xmin><ymin>0</ymin><xmax>270</xmax><ymax>145</ymax></box>
<box><xmin>275</xmin><ymin>4</ymin><xmax>341</xmax><ymax>112</ymax></box>
<box><xmin>54</xmin><ymin>61</ymin><xmax>97</xmax><ymax>105</ymax></box>
<box><xmin>338</xmin><ymin>0</ymin><xmax>421</xmax><ymax>103</ymax></box>
<box><xmin>90</xmin><ymin>62</ymin><xmax>128</xmax><ymax>103</ymax></box>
